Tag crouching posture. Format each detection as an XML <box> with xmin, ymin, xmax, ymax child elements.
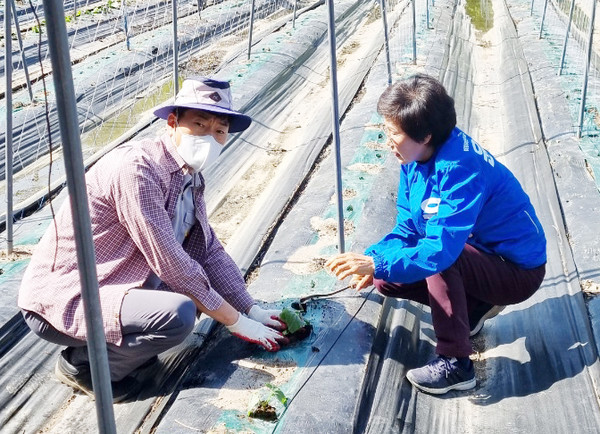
<box><xmin>19</xmin><ymin>77</ymin><xmax>288</xmax><ymax>402</ymax></box>
<box><xmin>327</xmin><ymin>74</ymin><xmax>546</xmax><ymax>395</ymax></box>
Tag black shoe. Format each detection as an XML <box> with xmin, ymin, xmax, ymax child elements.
<box><xmin>55</xmin><ymin>348</ymin><xmax>94</xmax><ymax>398</ymax></box>
<box><xmin>469</xmin><ymin>303</ymin><xmax>505</xmax><ymax>337</ymax></box>
<box><xmin>110</xmin><ymin>375</ymin><xmax>143</xmax><ymax>403</ymax></box>
<box><xmin>406</xmin><ymin>356</ymin><xmax>476</xmax><ymax>394</ymax></box>
<box><xmin>55</xmin><ymin>349</ymin><xmax>142</xmax><ymax>403</ymax></box>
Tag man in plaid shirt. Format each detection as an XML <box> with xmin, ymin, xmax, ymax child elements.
<box><xmin>18</xmin><ymin>77</ymin><xmax>287</xmax><ymax>402</ymax></box>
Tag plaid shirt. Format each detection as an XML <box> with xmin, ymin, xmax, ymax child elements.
<box><xmin>18</xmin><ymin>133</ymin><xmax>254</xmax><ymax>345</ymax></box>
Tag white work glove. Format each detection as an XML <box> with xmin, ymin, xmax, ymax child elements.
<box><xmin>226</xmin><ymin>313</ymin><xmax>286</xmax><ymax>352</ymax></box>
<box><xmin>247</xmin><ymin>305</ymin><xmax>286</xmax><ymax>330</ymax></box>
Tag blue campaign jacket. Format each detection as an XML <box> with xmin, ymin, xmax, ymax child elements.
<box><xmin>365</xmin><ymin>127</ymin><xmax>547</xmax><ymax>283</ymax></box>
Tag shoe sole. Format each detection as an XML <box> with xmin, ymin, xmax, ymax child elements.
<box><xmin>54</xmin><ymin>360</ymin><xmax>96</xmax><ymax>400</ymax></box>
<box><xmin>469</xmin><ymin>305</ymin><xmax>506</xmax><ymax>337</ymax></box>
<box><xmin>406</xmin><ymin>372</ymin><xmax>477</xmax><ymax>395</ymax></box>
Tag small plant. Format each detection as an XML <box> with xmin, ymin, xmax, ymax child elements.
<box><xmin>90</xmin><ymin>1</ymin><xmax>119</xmax><ymax>14</ymax></box>
<box><xmin>266</xmin><ymin>383</ymin><xmax>288</xmax><ymax>407</ymax></box>
<box><xmin>32</xmin><ymin>20</ymin><xmax>46</xmax><ymax>33</ymax></box>
<box><xmin>65</xmin><ymin>10</ymin><xmax>82</xmax><ymax>22</ymax></box>
<box><xmin>280</xmin><ymin>308</ymin><xmax>307</xmax><ymax>334</ymax></box>
<box><xmin>247</xmin><ymin>383</ymin><xmax>288</xmax><ymax>421</ymax></box>
<box><xmin>280</xmin><ymin>307</ymin><xmax>312</xmax><ymax>343</ymax></box>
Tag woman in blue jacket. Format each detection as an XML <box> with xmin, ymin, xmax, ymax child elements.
<box><xmin>326</xmin><ymin>74</ymin><xmax>546</xmax><ymax>395</ymax></box>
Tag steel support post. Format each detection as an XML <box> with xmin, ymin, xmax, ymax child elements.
<box><xmin>10</xmin><ymin>0</ymin><xmax>34</xmax><ymax>102</ymax></box>
<box><xmin>42</xmin><ymin>0</ymin><xmax>117</xmax><ymax>431</ymax></box>
<box><xmin>248</xmin><ymin>0</ymin><xmax>256</xmax><ymax>60</ymax></box>
<box><xmin>293</xmin><ymin>0</ymin><xmax>298</xmax><ymax>29</ymax></box>
<box><xmin>577</xmin><ymin>0</ymin><xmax>597</xmax><ymax>138</ymax></box>
<box><xmin>412</xmin><ymin>0</ymin><xmax>417</xmax><ymax>64</ymax></box>
<box><xmin>173</xmin><ymin>0</ymin><xmax>179</xmax><ymax>94</ymax></box>
<box><xmin>123</xmin><ymin>5</ymin><xmax>131</xmax><ymax>51</ymax></box>
<box><xmin>426</xmin><ymin>0</ymin><xmax>431</xmax><ymax>29</ymax></box>
<box><xmin>558</xmin><ymin>0</ymin><xmax>576</xmax><ymax>75</ymax></box>
<box><xmin>379</xmin><ymin>0</ymin><xmax>393</xmax><ymax>84</ymax></box>
<box><xmin>325</xmin><ymin>0</ymin><xmax>346</xmax><ymax>253</ymax></box>
<box><xmin>4</xmin><ymin>0</ymin><xmax>14</xmax><ymax>255</ymax></box>
<box><xmin>539</xmin><ymin>0</ymin><xmax>549</xmax><ymax>38</ymax></box>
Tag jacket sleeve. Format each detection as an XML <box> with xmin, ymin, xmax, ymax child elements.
<box><xmin>367</xmin><ymin>163</ymin><xmax>485</xmax><ymax>283</ymax></box>
<box><xmin>185</xmin><ymin>222</ymin><xmax>255</xmax><ymax>314</ymax></box>
<box><xmin>365</xmin><ymin>167</ymin><xmax>418</xmax><ymax>262</ymax></box>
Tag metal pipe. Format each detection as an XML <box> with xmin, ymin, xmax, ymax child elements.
<box><xmin>122</xmin><ymin>4</ymin><xmax>131</xmax><ymax>51</ymax></box>
<box><xmin>42</xmin><ymin>0</ymin><xmax>116</xmax><ymax>431</ymax></box>
<box><xmin>426</xmin><ymin>0</ymin><xmax>431</xmax><ymax>29</ymax></box>
<box><xmin>558</xmin><ymin>0</ymin><xmax>576</xmax><ymax>75</ymax></box>
<box><xmin>10</xmin><ymin>0</ymin><xmax>34</xmax><ymax>102</ymax></box>
<box><xmin>577</xmin><ymin>0</ymin><xmax>597</xmax><ymax>138</ymax></box>
<box><xmin>197</xmin><ymin>0</ymin><xmax>204</xmax><ymax>17</ymax></box>
<box><xmin>5</xmin><ymin>0</ymin><xmax>14</xmax><ymax>255</ymax></box>
<box><xmin>539</xmin><ymin>0</ymin><xmax>548</xmax><ymax>39</ymax></box>
<box><xmin>530</xmin><ymin>0</ymin><xmax>535</xmax><ymax>16</ymax></box>
<box><xmin>412</xmin><ymin>0</ymin><xmax>417</xmax><ymax>64</ymax></box>
<box><xmin>325</xmin><ymin>0</ymin><xmax>345</xmax><ymax>254</ymax></box>
<box><xmin>379</xmin><ymin>0</ymin><xmax>392</xmax><ymax>84</ymax></box>
<box><xmin>248</xmin><ymin>0</ymin><xmax>256</xmax><ymax>60</ymax></box>
<box><xmin>173</xmin><ymin>0</ymin><xmax>179</xmax><ymax>94</ymax></box>
<box><xmin>293</xmin><ymin>0</ymin><xmax>298</xmax><ymax>29</ymax></box>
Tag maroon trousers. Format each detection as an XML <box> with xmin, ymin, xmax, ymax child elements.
<box><xmin>374</xmin><ymin>244</ymin><xmax>546</xmax><ymax>357</ymax></box>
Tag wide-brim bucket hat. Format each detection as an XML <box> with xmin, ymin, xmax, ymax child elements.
<box><xmin>153</xmin><ymin>76</ymin><xmax>252</xmax><ymax>133</ymax></box>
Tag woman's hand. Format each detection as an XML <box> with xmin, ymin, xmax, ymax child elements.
<box><xmin>349</xmin><ymin>273</ymin><xmax>374</xmax><ymax>291</ymax></box>
<box><xmin>326</xmin><ymin>253</ymin><xmax>375</xmax><ymax>291</ymax></box>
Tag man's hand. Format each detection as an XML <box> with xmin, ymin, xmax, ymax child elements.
<box><xmin>226</xmin><ymin>313</ymin><xmax>287</xmax><ymax>351</ymax></box>
<box><xmin>326</xmin><ymin>253</ymin><xmax>375</xmax><ymax>291</ymax></box>
<box><xmin>247</xmin><ymin>305</ymin><xmax>286</xmax><ymax>330</ymax></box>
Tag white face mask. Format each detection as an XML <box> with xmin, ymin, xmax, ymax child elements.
<box><xmin>176</xmin><ymin>132</ymin><xmax>222</xmax><ymax>172</ymax></box>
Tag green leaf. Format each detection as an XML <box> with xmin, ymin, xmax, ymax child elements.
<box><xmin>266</xmin><ymin>383</ymin><xmax>288</xmax><ymax>407</ymax></box>
<box><xmin>280</xmin><ymin>307</ymin><xmax>306</xmax><ymax>334</ymax></box>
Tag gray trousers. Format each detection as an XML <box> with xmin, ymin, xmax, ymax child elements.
<box><xmin>22</xmin><ymin>289</ymin><xmax>196</xmax><ymax>381</ymax></box>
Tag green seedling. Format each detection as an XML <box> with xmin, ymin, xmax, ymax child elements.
<box><xmin>266</xmin><ymin>383</ymin><xmax>288</xmax><ymax>407</ymax></box>
<box><xmin>32</xmin><ymin>20</ymin><xmax>46</xmax><ymax>33</ymax></box>
<box><xmin>247</xmin><ymin>383</ymin><xmax>288</xmax><ymax>421</ymax></box>
<box><xmin>280</xmin><ymin>307</ymin><xmax>308</xmax><ymax>334</ymax></box>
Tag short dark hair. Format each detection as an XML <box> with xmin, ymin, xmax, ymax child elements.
<box><xmin>174</xmin><ymin>107</ymin><xmax>190</xmax><ymax>120</ymax></box>
<box><xmin>377</xmin><ymin>74</ymin><xmax>456</xmax><ymax>149</ymax></box>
